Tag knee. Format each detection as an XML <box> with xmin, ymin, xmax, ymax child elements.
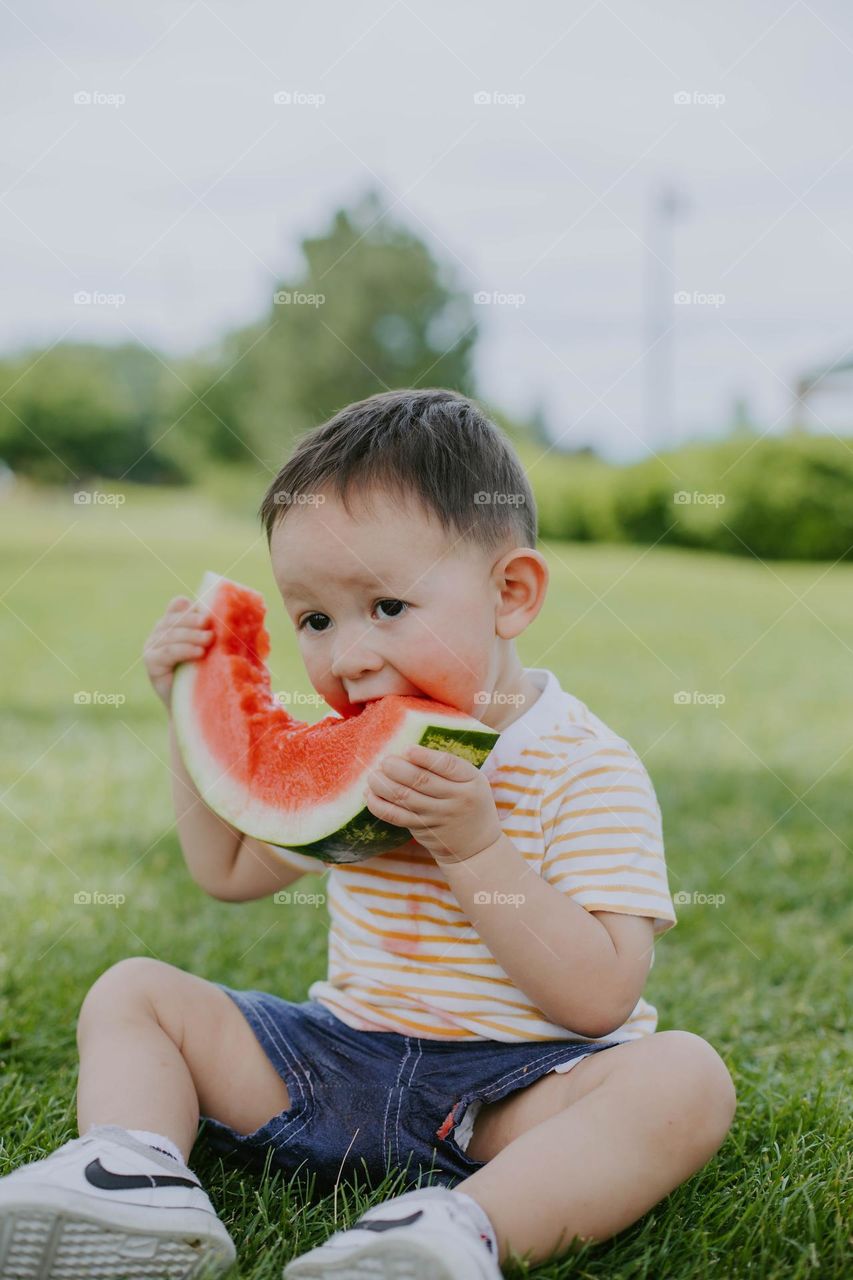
<box><xmin>77</xmin><ymin>957</ymin><xmax>173</xmax><ymax>1042</ymax></box>
<box><xmin>654</xmin><ymin>1030</ymin><xmax>737</xmax><ymax>1149</ymax></box>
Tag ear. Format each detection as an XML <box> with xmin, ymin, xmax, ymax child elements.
<box><xmin>491</xmin><ymin>546</ymin><xmax>549</xmax><ymax>639</ymax></box>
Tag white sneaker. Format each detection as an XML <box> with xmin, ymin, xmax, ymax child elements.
<box><xmin>0</xmin><ymin>1123</ymin><xmax>236</xmax><ymax>1279</ymax></box>
<box><xmin>282</xmin><ymin>1186</ymin><xmax>501</xmax><ymax>1280</ymax></box>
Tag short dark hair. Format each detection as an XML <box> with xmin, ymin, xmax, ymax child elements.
<box><xmin>258</xmin><ymin>388</ymin><xmax>537</xmax><ymax>554</ymax></box>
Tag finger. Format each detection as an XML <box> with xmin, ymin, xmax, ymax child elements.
<box><xmin>377</xmin><ymin>755</ymin><xmax>453</xmax><ymax>798</ymax></box>
<box><xmin>161</xmin><ymin>604</ymin><xmax>212</xmax><ymax>635</ymax></box>
<box><xmin>404</xmin><ymin>744</ymin><xmax>477</xmax><ymax>781</ymax></box>
<box><xmin>166</xmin><ymin>625</ymin><xmax>214</xmax><ymax>643</ymax></box>
<box><xmin>155</xmin><ymin>640</ymin><xmax>210</xmax><ymax>662</ymax></box>
<box><xmin>366</xmin><ymin>770</ymin><xmax>438</xmax><ymax>814</ymax></box>
<box><xmin>364</xmin><ymin>787</ymin><xmax>417</xmax><ymax>829</ymax></box>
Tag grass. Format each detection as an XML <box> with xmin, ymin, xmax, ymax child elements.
<box><xmin>0</xmin><ymin>478</ymin><xmax>850</xmax><ymax>1279</ymax></box>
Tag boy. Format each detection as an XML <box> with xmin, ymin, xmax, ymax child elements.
<box><xmin>0</xmin><ymin>389</ymin><xmax>736</xmax><ymax>1279</ymax></box>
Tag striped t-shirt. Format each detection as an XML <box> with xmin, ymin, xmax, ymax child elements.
<box><xmin>281</xmin><ymin>667</ymin><xmax>677</xmax><ymax>1047</ymax></box>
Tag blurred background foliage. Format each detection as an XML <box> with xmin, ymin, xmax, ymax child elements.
<box><xmin>1</xmin><ymin>188</ymin><xmax>851</xmax><ymax>562</ymax></box>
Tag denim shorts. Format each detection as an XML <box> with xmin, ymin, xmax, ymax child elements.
<box><xmin>196</xmin><ymin>985</ymin><xmax>622</xmax><ymax>1195</ymax></box>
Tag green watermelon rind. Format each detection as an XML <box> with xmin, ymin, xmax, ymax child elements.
<box><xmin>172</xmin><ymin>679</ymin><xmax>500</xmax><ymax>865</ymax></box>
<box><xmin>263</xmin><ymin>726</ymin><xmax>499</xmax><ymax>863</ymax></box>
<box><xmin>170</xmin><ymin>571</ymin><xmax>502</xmax><ymax>866</ymax></box>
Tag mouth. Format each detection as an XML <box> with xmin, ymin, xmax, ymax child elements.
<box><xmin>346</xmin><ymin>695</ymin><xmax>382</xmax><ymax>714</ymax></box>
<box><xmin>348</xmin><ymin>691</ymin><xmax>428</xmax><ymax>710</ymax></box>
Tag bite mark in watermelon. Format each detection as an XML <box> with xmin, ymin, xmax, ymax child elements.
<box><xmin>171</xmin><ymin>571</ymin><xmax>501</xmax><ymax>865</ymax></box>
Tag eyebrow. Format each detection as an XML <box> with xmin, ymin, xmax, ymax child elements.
<box><xmin>279</xmin><ymin>571</ymin><xmax>393</xmax><ymax>597</ymax></box>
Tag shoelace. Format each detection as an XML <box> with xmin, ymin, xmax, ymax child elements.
<box><xmin>148</xmin><ymin>1146</ymin><xmax>180</xmax><ymax>1163</ymax></box>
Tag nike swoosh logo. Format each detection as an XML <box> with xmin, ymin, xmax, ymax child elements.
<box><xmin>353</xmin><ymin>1210</ymin><xmax>424</xmax><ymax>1232</ymax></box>
<box><xmin>84</xmin><ymin>1158</ymin><xmax>199</xmax><ymax>1191</ymax></box>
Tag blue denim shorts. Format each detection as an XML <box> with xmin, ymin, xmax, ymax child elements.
<box><xmin>196</xmin><ymin>985</ymin><xmax>622</xmax><ymax>1194</ymax></box>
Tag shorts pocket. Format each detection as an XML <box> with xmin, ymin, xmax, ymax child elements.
<box><xmin>241</xmin><ymin>1084</ymin><xmax>311</xmax><ymax>1145</ymax></box>
<box><xmin>426</xmin><ymin>1046</ymin><xmax>605</xmax><ymax>1171</ymax></box>
<box><xmin>432</xmin><ymin>1091</ymin><xmax>488</xmax><ymax>1171</ymax></box>
<box><xmin>198</xmin><ymin>1083</ymin><xmax>314</xmax><ymax>1168</ymax></box>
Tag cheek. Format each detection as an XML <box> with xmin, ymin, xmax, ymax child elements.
<box><xmin>297</xmin><ymin>640</ymin><xmax>358</xmax><ymax>719</ymax></box>
<box><xmin>409</xmin><ymin>630</ymin><xmax>491</xmax><ymax>713</ymax></box>
<box><xmin>298</xmin><ymin>641</ymin><xmax>332</xmax><ymax>693</ymax></box>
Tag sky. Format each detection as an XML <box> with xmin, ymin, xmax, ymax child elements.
<box><xmin>1</xmin><ymin>0</ymin><xmax>852</xmax><ymax>461</ymax></box>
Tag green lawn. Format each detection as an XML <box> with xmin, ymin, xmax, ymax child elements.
<box><xmin>0</xmin><ymin>481</ymin><xmax>850</xmax><ymax>1278</ymax></box>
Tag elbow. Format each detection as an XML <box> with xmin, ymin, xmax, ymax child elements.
<box><xmin>206</xmin><ymin>878</ymin><xmax>249</xmax><ymax>903</ymax></box>
<box><xmin>574</xmin><ymin>1012</ymin><xmax>628</xmax><ymax>1039</ymax></box>
<box><xmin>555</xmin><ymin>997</ymin><xmax>637</xmax><ymax>1040</ymax></box>
<box><xmin>190</xmin><ymin>874</ymin><xmax>237</xmax><ymax>902</ymax></box>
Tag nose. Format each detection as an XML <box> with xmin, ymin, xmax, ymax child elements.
<box><xmin>329</xmin><ymin>624</ymin><xmax>384</xmax><ymax>682</ymax></box>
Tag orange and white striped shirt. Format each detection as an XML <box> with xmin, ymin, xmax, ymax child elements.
<box><xmin>290</xmin><ymin>667</ymin><xmax>677</xmax><ymax>1045</ymax></box>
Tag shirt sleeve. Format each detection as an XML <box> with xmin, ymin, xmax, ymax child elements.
<box><xmin>540</xmin><ymin>739</ymin><xmax>677</xmax><ymax>937</ymax></box>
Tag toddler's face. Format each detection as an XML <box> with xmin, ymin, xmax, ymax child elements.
<box><xmin>269</xmin><ymin>487</ymin><xmax>503</xmax><ymax>719</ymax></box>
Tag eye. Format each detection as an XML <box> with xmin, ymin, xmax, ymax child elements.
<box><xmin>298</xmin><ymin>612</ymin><xmax>330</xmax><ymax>633</ymax></box>
<box><xmin>297</xmin><ymin>600</ymin><xmax>408</xmax><ymax>632</ymax></box>
<box><xmin>374</xmin><ymin>599</ymin><xmax>407</xmax><ymax>620</ymax></box>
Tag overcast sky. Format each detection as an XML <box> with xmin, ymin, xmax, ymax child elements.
<box><xmin>2</xmin><ymin>0</ymin><xmax>852</xmax><ymax>460</ymax></box>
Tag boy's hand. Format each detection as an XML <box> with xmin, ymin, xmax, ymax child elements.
<box><xmin>364</xmin><ymin>744</ymin><xmax>502</xmax><ymax>864</ymax></box>
<box><xmin>143</xmin><ymin>596</ymin><xmax>214</xmax><ymax>710</ymax></box>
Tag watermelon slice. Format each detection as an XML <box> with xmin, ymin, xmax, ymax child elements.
<box><xmin>171</xmin><ymin>571</ymin><xmax>501</xmax><ymax>864</ymax></box>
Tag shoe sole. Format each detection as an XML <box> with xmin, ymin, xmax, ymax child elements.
<box><xmin>0</xmin><ymin>1185</ymin><xmax>235</xmax><ymax>1280</ymax></box>
<box><xmin>282</xmin><ymin>1237</ymin><xmax>471</xmax><ymax>1280</ymax></box>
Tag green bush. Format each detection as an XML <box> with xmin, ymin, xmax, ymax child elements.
<box><xmin>523</xmin><ymin>448</ymin><xmax>621</xmax><ymax>543</ymax></box>
<box><xmin>528</xmin><ymin>433</ymin><xmax>853</xmax><ymax>562</ymax></box>
<box><xmin>708</xmin><ymin>435</ymin><xmax>853</xmax><ymax>560</ymax></box>
<box><xmin>0</xmin><ymin>343</ymin><xmax>189</xmax><ymax>486</ymax></box>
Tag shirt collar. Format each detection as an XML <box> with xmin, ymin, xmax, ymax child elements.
<box><xmin>480</xmin><ymin>667</ymin><xmax>562</xmax><ymax>776</ymax></box>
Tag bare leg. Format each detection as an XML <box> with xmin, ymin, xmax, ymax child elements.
<box><xmin>453</xmin><ymin>1030</ymin><xmax>736</xmax><ymax>1268</ymax></box>
<box><xmin>75</xmin><ymin>957</ymin><xmax>292</xmax><ymax>1165</ymax></box>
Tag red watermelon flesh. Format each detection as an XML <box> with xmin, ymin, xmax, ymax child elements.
<box><xmin>171</xmin><ymin>571</ymin><xmax>501</xmax><ymax>864</ymax></box>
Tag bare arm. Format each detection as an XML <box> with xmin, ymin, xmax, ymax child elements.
<box><xmin>441</xmin><ymin>833</ymin><xmax>655</xmax><ymax>1038</ymax></box>
<box><xmin>146</xmin><ymin>593</ymin><xmax>322</xmax><ymax>902</ymax></box>
<box><xmin>167</xmin><ymin>712</ymin><xmax>243</xmax><ymax>896</ymax></box>
<box><xmin>217</xmin><ymin>836</ymin><xmax>323</xmax><ymax>902</ymax></box>
<box><xmin>169</xmin><ymin>715</ymin><xmax>322</xmax><ymax>901</ymax></box>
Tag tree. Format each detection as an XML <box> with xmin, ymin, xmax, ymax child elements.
<box><xmin>0</xmin><ymin>343</ymin><xmax>187</xmax><ymax>485</ymax></box>
<box><xmin>180</xmin><ymin>188</ymin><xmax>479</xmax><ymax>468</ymax></box>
